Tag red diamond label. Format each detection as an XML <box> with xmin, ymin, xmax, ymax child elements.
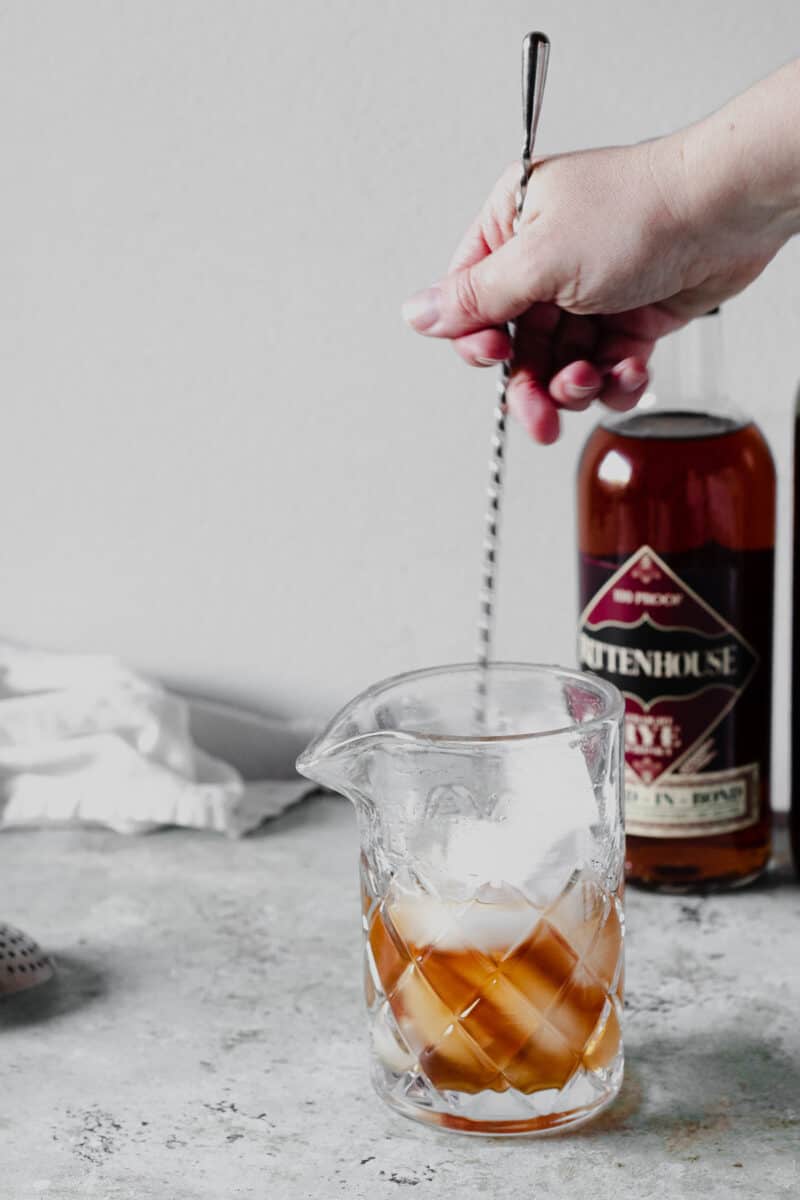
<box><xmin>578</xmin><ymin>545</ymin><xmax>759</xmax><ymax>785</ymax></box>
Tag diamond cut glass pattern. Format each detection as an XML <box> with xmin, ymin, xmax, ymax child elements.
<box><xmin>297</xmin><ymin>663</ymin><xmax>625</xmax><ymax>1134</ymax></box>
<box><xmin>364</xmin><ymin>870</ymin><xmax>624</xmax><ymax>1113</ymax></box>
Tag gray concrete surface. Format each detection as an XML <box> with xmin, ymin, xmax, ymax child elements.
<box><xmin>1</xmin><ymin>796</ymin><xmax>798</xmax><ymax>1199</ymax></box>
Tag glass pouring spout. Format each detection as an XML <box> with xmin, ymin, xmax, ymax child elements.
<box><xmin>295</xmin><ymin>666</ymin><xmax>442</xmax><ymax>804</ymax></box>
<box><xmin>295</xmin><ymin>663</ymin><xmax>623</xmax><ymax>819</ymax></box>
<box><xmin>295</xmin><ymin>663</ymin><xmax>502</xmax><ymax>805</ymax></box>
<box><xmin>295</xmin><ymin>713</ymin><xmax>403</xmax><ymax>806</ymax></box>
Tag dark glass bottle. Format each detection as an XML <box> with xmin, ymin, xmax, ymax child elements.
<box><xmin>577</xmin><ymin>313</ymin><xmax>775</xmax><ymax>890</ymax></box>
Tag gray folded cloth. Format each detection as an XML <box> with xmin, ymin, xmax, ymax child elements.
<box><xmin>0</xmin><ymin>642</ymin><xmax>318</xmax><ymax>836</ymax></box>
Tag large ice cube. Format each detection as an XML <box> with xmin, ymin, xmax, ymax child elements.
<box><xmin>389</xmin><ymin>885</ymin><xmax>538</xmax><ymax>955</ymax></box>
<box><xmin>424</xmin><ymin>736</ymin><xmax>600</xmax><ymax>897</ymax></box>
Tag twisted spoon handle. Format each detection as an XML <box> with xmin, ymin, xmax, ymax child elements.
<box><xmin>475</xmin><ymin>32</ymin><xmax>550</xmax><ymax>722</ymax></box>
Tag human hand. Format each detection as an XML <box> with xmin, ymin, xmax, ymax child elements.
<box><xmin>402</xmin><ymin>133</ymin><xmax>783</xmax><ymax>442</ymax></box>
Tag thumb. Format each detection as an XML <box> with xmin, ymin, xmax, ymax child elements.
<box><xmin>402</xmin><ymin>231</ymin><xmax>553</xmax><ymax>339</ymax></box>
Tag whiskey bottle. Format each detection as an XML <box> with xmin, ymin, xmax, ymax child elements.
<box><xmin>577</xmin><ymin>312</ymin><xmax>775</xmax><ymax>889</ymax></box>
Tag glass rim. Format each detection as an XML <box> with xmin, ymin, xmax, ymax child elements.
<box><xmin>344</xmin><ymin>661</ymin><xmax>624</xmax><ymax>745</ymax></box>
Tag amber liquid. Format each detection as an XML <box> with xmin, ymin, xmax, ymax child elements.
<box><xmin>578</xmin><ymin>412</ymin><xmax>775</xmax><ymax>889</ymax></box>
<box><xmin>365</xmin><ymin>877</ymin><xmax>623</xmax><ymax>1108</ymax></box>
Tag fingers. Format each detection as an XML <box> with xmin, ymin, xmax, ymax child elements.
<box><xmin>547</xmin><ymin>313</ymin><xmax>602</xmax><ymax>409</ymax></box>
<box><xmin>433</xmin><ymin>166</ymin><xmax>524</xmax><ymax>366</ymax></box>
<box><xmin>591</xmin><ymin>308</ymin><xmax>674</xmax><ymax>372</ymax></box>
<box><xmin>548</xmin><ymin>355</ymin><xmax>648</xmax><ymax>412</ymax></box>
<box><xmin>505</xmin><ymin>357</ymin><xmax>646</xmax><ymax>443</ymax></box>
<box><xmin>404</xmin><ymin>283</ymin><xmax>657</xmax><ymax>444</ymax></box>
<box><xmin>448</xmin><ymin>162</ymin><xmax>522</xmax><ymax>273</ymax></box>
<box><xmin>448</xmin><ymin>223</ymin><xmax>491</xmax><ymax>276</ymax></box>
<box><xmin>505</xmin><ymin>305</ymin><xmax>560</xmax><ymax>443</ymax></box>
<box><xmin>403</xmin><ymin>229</ymin><xmax>553</xmax><ymax>339</ymax></box>
<box><xmin>598</xmin><ymin>357</ymin><xmax>650</xmax><ymax>410</ymax></box>
<box><xmin>505</xmin><ymin>313</ymin><xmax>650</xmax><ymax>441</ymax></box>
<box><xmin>506</xmin><ymin>370</ymin><xmax>561</xmax><ymax>444</ymax></box>
<box><xmin>548</xmin><ymin>360</ymin><xmax>604</xmax><ymax>409</ymax></box>
<box><xmin>451</xmin><ymin>327</ymin><xmax>512</xmax><ymax>367</ymax></box>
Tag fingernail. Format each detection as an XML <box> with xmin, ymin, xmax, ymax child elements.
<box><xmin>565</xmin><ymin>383</ymin><xmax>598</xmax><ymax>401</ymax></box>
<box><xmin>401</xmin><ymin>286</ymin><xmax>441</xmax><ymax>332</ymax></box>
<box><xmin>476</xmin><ymin>355</ymin><xmax>505</xmax><ymax>367</ymax></box>
<box><xmin>620</xmin><ymin>367</ymin><xmax>648</xmax><ymax>393</ymax></box>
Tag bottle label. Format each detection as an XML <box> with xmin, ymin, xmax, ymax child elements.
<box><xmin>579</xmin><ymin>544</ymin><xmax>763</xmax><ymax>838</ymax></box>
<box><xmin>624</xmin><ymin>763</ymin><xmax>760</xmax><ymax>838</ymax></box>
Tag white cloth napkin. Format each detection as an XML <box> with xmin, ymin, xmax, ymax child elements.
<box><xmin>0</xmin><ymin>642</ymin><xmax>317</xmax><ymax>836</ymax></box>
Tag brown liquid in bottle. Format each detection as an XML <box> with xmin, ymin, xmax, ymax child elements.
<box><xmin>578</xmin><ymin>411</ymin><xmax>775</xmax><ymax>889</ymax></box>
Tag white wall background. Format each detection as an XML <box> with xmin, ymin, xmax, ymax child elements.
<box><xmin>0</xmin><ymin>1</ymin><xmax>797</xmax><ymax>803</ymax></box>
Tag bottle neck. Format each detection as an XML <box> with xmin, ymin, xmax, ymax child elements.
<box><xmin>650</xmin><ymin>313</ymin><xmax>727</xmax><ymax>414</ymax></box>
<box><xmin>603</xmin><ymin>311</ymin><xmax>747</xmax><ymax>437</ymax></box>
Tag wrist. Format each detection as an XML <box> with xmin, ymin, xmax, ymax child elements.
<box><xmin>681</xmin><ymin>75</ymin><xmax>800</xmax><ymax>244</ymax></box>
<box><xmin>644</xmin><ymin>130</ymin><xmax>706</xmax><ymax>243</ymax></box>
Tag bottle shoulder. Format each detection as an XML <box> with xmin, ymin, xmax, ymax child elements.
<box><xmin>578</xmin><ymin>411</ymin><xmax>775</xmax><ymax>487</ymax></box>
<box><xmin>600</xmin><ymin>409</ymin><xmax>745</xmax><ymax>440</ymax></box>
<box><xmin>577</xmin><ymin>410</ymin><xmax>775</xmax><ymax>554</ymax></box>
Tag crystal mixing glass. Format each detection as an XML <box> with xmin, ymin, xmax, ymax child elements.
<box><xmin>297</xmin><ymin>663</ymin><xmax>625</xmax><ymax>1135</ymax></box>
